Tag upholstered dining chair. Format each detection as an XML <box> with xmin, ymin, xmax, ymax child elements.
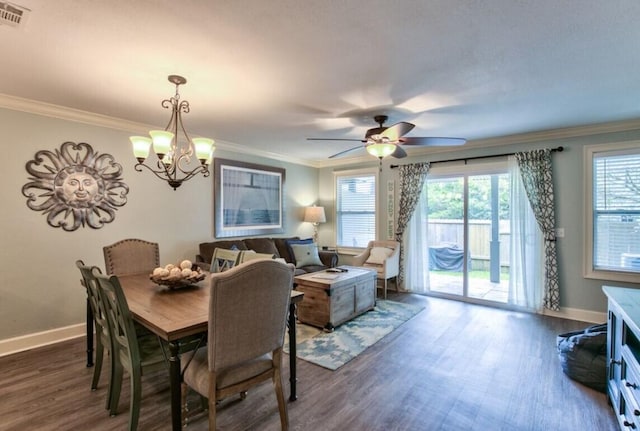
<box><xmin>352</xmin><ymin>240</ymin><xmax>400</xmax><ymax>299</ymax></box>
<box><xmin>92</xmin><ymin>268</ymin><xmax>167</xmax><ymax>431</ymax></box>
<box><xmin>103</xmin><ymin>238</ymin><xmax>160</xmax><ymax>276</ymax></box>
<box><xmin>76</xmin><ymin>260</ymin><xmax>114</xmax><ymax>409</ymax></box>
<box><xmin>209</xmin><ymin>247</ymin><xmax>240</xmax><ymax>272</ymax></box>
<box><xmin>181</xmin><ymin>259</ymin><xmax>294</xmax><ymax>430</ymax></box>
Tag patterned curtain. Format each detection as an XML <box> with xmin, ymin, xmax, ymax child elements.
<box><xmin>515</xmin><ymin>149</ymin><xmax>560</xmax><ymax>311</ymax></box>
<box><xmin>395</xmin><ymin>162</ymin><xmax>430</xmax><ymax>286</ymax></box>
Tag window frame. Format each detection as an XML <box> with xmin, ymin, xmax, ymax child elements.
<box><xmin>333</xmin><ymin>168</ymin><xmax>379</xmax><ymax>251</ymax></box>
<box><xmin>584</xmin><ymin>140</ymin><xmax>640</xmax><ymax>282</ymax></box>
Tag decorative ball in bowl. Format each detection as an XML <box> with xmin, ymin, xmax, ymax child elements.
<box><xmin>150</xmin><ymin>260</ymin><xmax>205</xmax><ymax>289</ymax></box>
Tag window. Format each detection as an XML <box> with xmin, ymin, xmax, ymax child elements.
<box><xmin>335</xmin><ymin>170</ymin><xmax>377</xmax><ymax>248</ymax></box>
<box><xmin>585</xmin><ymin>142</ymin><xmax>640</xmax><ymax>282</ymax></box>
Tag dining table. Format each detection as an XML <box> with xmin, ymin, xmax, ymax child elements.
<box><xmin>85</xmin><ymin>272</ymin><xmax>304</xmax><ymax>431</ymax></box>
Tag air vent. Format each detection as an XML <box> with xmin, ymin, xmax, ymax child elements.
<box><xmin>0</xmin><ymin>2</ymin><xmax>30</xmax><ymax>28</ymax></box>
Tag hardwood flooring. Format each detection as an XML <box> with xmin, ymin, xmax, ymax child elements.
<box><xmin>0</xmin><ymin>293</ymin><xmax>617</xmax><ymax>431</ymax></box>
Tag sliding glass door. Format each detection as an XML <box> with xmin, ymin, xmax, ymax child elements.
<box><xmin>425</xmin><ymin>165</ymin><xmax>510</xmax><ymax>304</ymax></box>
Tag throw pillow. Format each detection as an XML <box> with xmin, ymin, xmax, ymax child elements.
<box><xmin>285</xmin><ymin>238</ymin><xmax>314</xmax><ymax>265</ymax></box>
<box><xmin>290</xmin><ymin>243</ymin><xmax>322</xmax><ymax>268</ymax></box>
<box><xmin>365</xmin><ymin>246</ymin><xmax>394</xmax><ymax>265</ymax></box>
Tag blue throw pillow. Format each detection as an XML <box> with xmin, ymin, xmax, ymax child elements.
<box><xmin>285</xmin><ymin>238</ymin><xmax>314</xmax><ymax>265</ymax></box>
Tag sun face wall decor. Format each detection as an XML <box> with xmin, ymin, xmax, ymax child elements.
<box><xmin>22</xmin><ymin>141</ymin><xmax>130</xmax><ymax>231</ymax></box>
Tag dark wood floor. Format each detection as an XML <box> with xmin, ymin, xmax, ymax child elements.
<box><xmin>1</xmin><ymin>293</ymin><xmax>617</xmax><ymax>431</ymax></box>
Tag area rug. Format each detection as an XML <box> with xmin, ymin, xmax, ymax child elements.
<box><xmin>285</xmin><ymin>299</ymin><xmax>424</xmax><ymax>371</ymax></box>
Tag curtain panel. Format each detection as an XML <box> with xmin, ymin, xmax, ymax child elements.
<box><xmin>515</xmin><ymin>149</ymin><xmax>560</xmax><ymax>311</ymax></box>
<box><xmin>395</xmin><ymin>162</ymin><xmax>430</xmax><ymax>287</ymax></box>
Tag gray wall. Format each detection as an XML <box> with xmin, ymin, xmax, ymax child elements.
<box><xmin>318</xmin><ymin>131</ymin><xmax>640</xmax><ymax>315</ymax></box>
<box><xmin>0</xmin><ymin>107</ymin><xmax>318</xmax><ymax>341</ymax></box>
<box><xmin>3</xmin><ymin>102</ymin><xmax>640</xmax><ymax>345</ymax></box>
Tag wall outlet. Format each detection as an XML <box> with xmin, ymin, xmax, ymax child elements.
<box><xmin>555</xmin><ymin>228</ymin><xmax>565</xmax><ymax>238</ymax></box>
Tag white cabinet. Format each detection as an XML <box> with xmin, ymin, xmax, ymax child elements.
<box><xmin>603</xmin><ymin>286</ymin><xmax>640</xmax><ymax>430</ymax></box>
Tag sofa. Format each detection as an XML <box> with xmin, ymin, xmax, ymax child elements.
<box><xmin>196</xmin><ymin>236</ymin><xmax>338</xmax><ymax>276</ymax></box>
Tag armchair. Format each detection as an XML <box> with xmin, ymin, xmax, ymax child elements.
<box><xmin>352</xmin><ymin>240</ymin><xmax>400</xmax><ymax>299</ymax></box>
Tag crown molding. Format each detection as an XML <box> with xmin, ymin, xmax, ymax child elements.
<box><xmin>0</xmin><ymin>93</ymin><xmax>315</xmax><ymax>168</ymax></box>
<box><xmin>468</xmin><ymin>118</ymin><xmax>640</xmax><ymax>147</ymax></box>
<box><xmin>3</xmin><ymin>93</ymin><xmax>640</xmax><ymax>170</ymax></box>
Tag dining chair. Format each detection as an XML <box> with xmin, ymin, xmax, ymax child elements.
<box><xmin>92</xmin><ymin>268</ymin><xmax>168</xmax><ymax>431</ymax></box>
<box><xmin>181</xmin><ymin>259</ymin><xmax>294</xmax><ymax>430</ymax></box>
<box><xmin>103</xmin><ymin>238</ymin><xmax>160</xmax><ymax>276</ymax></box>
<box><xmin>237</xmin><ymin>250</ymin><xmax>275</xmax><ymax>264</ymax></box>
<box><xmin>209</xmin><ymin>247</ymin><xmax>240</xmax><ymax>272</ymax></box>
<box><xmin>76</xmin><ymin>260</ymin><xmax>114</xmax><ymax>409</ymax></box>
<box><xmin>352</xmin><ymin>240</ymin><xmax>400</xmax><ymax>299</ymax></box>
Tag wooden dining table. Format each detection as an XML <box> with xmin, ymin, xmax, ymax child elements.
<box><xmin>85</xmin><ymin>272</ymin><xmax>304</xmax><ymax>431</ymax></box>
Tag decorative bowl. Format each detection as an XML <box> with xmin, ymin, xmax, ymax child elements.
<box><xmin>150</xmin><ymin>268</ymin><xmax>206</xmax><ymax>289</ymax></box>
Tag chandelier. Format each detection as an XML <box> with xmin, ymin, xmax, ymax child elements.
<box><xmin>129</xmin><ymin>75</ymin><xmax>215</xmax><ymax>190</ymax></box>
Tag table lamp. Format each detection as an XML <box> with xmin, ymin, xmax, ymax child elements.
<box><xmin>304</xmin><ymin>206</ymin><xmax>326</xmax><ymax>243</ymax></box>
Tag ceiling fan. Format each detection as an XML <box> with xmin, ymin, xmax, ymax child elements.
<box><xmin>307</xmin><ymin>115</ymin><xmax>466</xmax><ymax>159</ymax></box>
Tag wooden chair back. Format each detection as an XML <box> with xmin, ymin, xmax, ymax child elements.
<box><xmin>76</xmin><ymin>260</ymin><xmax>113</xmax><ymax>404</ymax></box>
<box><xmin>210</xmin><ymin>248</ymin><xmax>240</xmax><ymax>272</ymax></box>
<box><xmin>93</xmin><ymin>270</ymin><xmax>143</xmax><ymax>369</ymax></box>
<box><xmin>77</xmin><ymin>260</ymin><xmax>110</xmax><ymax>344</ymax></box>
<box><xmin>237</xmin><ymin>250</ymin><xmax>275</xmax><ymax>264</ymax></box>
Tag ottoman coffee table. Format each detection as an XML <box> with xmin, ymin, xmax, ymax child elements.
<box><xmin>294</xmin><ymin>266</ymin><xmax>376</xmax><ymax>331</ymax></box>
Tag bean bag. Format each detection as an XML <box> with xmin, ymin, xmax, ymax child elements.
<box><xmin>556</xmin><ymin>323</ymin><xmax>608</xmax><ymax>393</ymax></box>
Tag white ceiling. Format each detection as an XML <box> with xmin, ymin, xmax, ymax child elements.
<box><xmin>2</xmin><ymin>0</ymin><xmax>640</xmax><ymax>166</ymax></box>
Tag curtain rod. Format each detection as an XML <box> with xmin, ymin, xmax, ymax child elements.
<box><xmin>389</xmin><ymin>146</ymin><xmax>564</xmax><ymax>169</ymax></box>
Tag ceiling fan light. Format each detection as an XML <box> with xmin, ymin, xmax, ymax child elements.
<box><xmin>367</xmin><ymin>143</ymin><xmax>396</xmax><ymax>158</ymax></box>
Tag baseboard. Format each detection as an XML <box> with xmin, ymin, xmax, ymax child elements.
<box><xmin>0</xmin><ymin>323</ymin><xmax>86</xmax><ymax>358</ymax></box>
<box><xmin>0</xmin><ymin>305</ymin><xmax>605</xmax><ymax>358</ymax></box>
<box><xmin>542</xmin><ymin>307</ymin><xmax>607</xmax><ymax>324</ymax></box>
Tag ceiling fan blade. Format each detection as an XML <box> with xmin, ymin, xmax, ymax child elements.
<box><xmin>401</xmin><ymin>137</ymin><xmax>467</xmax><ymax>146</ymax></box>
<box><xmin>307</xmin><ymin>138</ymin><xmax>366</xmax><ymax>142</ymax></box>
<box><xmin>329</xmin><ymin>145</ymin><xmax>364</xmax><ymax>158</ymax></box>
<box><xmin>391</xmin><ymin>145</ymin><xmax>407</xmax><ymax>159</ymax></box>
<box><xmin>380</xmin><ymin>122</ymin><xmax>415</xmax><ymax>140</ymax></box>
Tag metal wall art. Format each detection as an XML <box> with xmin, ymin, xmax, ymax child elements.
<box><xmin>22</xmin><ymin>141</ymin><xmax>129</xmax><ymax>231</ymax></box>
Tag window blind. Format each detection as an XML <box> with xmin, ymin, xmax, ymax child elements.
<box><xmin>336</xmin><ymin>173</ymin><xmax>376</xmax><ymax>247</ymax></box>
<box><xmin>593</xmin><ymin>151</ymin><xmax>640</xmax><ymax>272</ymax></box>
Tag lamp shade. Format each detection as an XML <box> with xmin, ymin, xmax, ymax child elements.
<box><xmin>304</xmin><ymin>206</ymin><xmax>326</xmax><ymax>224</ymax></box>
<box><xmin>192</xmin><ymin>137</ymin><xmax>215</xmax><ymax>163</ymax></box>
<box><xmin>130</xmin><ymin>136</ymin><xmax>152</xmax><ymax>160</ymax></box>
<box><xmin>149</xmin><ymin>130</ymin><xmax>174</xmax><ymax>157</ymax></box>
